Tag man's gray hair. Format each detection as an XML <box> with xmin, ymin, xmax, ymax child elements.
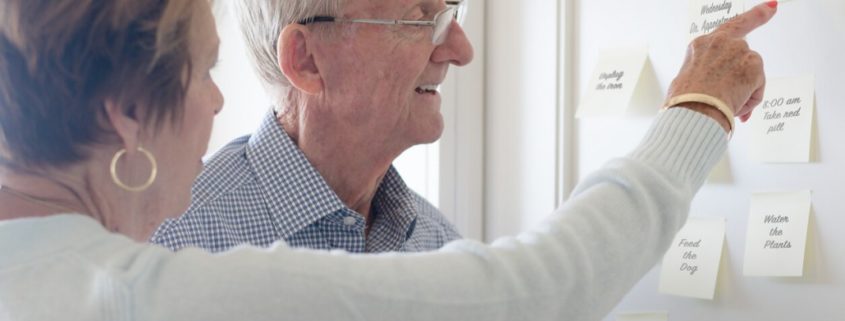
<box><xmin>233</xmin><ymin>0</ymin><xmax>340</xmax><ymax>105</ymax></box>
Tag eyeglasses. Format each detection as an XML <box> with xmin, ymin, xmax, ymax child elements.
<box><xmin>298</xmin><ymin>0</ymin><xmax>468</xmax><ymax>46</ymax></box>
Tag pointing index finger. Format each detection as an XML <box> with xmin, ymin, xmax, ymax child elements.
<box><xmin>716</xmin><ymin>1</ymin><xmax>779</xmax><ymax>38</ymax></box>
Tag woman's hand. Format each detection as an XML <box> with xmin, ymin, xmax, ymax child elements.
<box><xmin>667</xmin><ymin>1</ymin><xmax>779</xmax><ymax>127</ymax></box>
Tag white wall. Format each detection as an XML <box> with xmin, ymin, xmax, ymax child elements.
<box><xmin>572</xmin><ymin>1</ymin><xmax>845</xmax><ymax>320</ymax></box>
<box><xmin>435</xmin><ymin>0</ymin><xmax>486</xmax><ymax>240</ymax></box>
<box><xmin>208</xmin><ymin>4</ymin><xmax>269</xmax><ymax>153</ymax></box>
<box><xmin>485</xmin><ymin>1</ymin><xmax>845</xmax><ymax>319</ymax></box>
<box><xmin>484</xmin><ymin>0</ymin><xmax>561</xmax><ymax>241</ymax></box>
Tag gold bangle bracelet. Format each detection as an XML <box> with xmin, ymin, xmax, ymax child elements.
<box><xmin>665</xmin><ymin>93</ymin><xmax>735</xmax><ymax>134</ymax></box>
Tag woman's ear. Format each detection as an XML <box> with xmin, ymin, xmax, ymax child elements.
<box><xmin>277</xmin><ymin>24</ymin><xmax>323</xmax><ymax>95</ymax></box>
<box><xmin>103</xmin><ymin>99</ymin><xmax>141</xmax><ymax>153</ymax></box>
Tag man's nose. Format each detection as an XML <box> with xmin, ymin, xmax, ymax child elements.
<box><xmin>432</xmin><ymin>20</ymin><xmax>474</xmax><ymax>66</ymax></box>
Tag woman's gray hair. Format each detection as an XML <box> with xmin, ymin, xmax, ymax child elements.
<box><xmin>233</xmin><ymin>0</ymin><xmax>340</xmax><ymax>107</ymax></box>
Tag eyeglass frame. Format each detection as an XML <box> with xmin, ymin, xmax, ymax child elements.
<box><xmin>297</xmin><ymin>0</ymin><xmax>468</xmax><ymax>46</ymax></box>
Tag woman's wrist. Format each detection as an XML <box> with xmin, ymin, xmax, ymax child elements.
<box><xmin>664</xmin><ymin>93</ymin><xmax>735</xmax><ymax>135</ymax></box>
<box><xmin>669</xmin><ymin>102</ymin><xmax>733</xmax><ymax>133</ymax></box>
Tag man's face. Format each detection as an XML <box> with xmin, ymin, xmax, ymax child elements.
<box><xmin>310</xmin><ymin>0</ymin><xmax>474</xmax><ymax>152</ymax></box>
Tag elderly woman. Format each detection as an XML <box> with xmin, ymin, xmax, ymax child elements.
<box><xmin>0</xmin><ymin>0</ymin><xmax>776</xmax><ymax>320</ymax></box>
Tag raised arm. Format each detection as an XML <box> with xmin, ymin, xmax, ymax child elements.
<box><xmin>133</xmin><ymin>3</ymin><xmax>778</xmax><ymax>321</ymax></box>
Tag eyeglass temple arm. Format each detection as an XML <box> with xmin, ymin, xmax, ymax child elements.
<box><xmin>299</xmin><ymin>16</ymin><xmax>435</xmax><ymax>26</ymax></box>
<box><xmin>298</xmin><ymin>16</ymin><xmax>336</xmax><ymax>25</ymax></box>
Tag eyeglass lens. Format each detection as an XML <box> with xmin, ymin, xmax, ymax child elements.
<box><xmin>433</xmin><ymin>6</ymin><xmax>457</xmax><ymax>45</ymax></box>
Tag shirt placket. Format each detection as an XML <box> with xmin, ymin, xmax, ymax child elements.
<box><xmin>326</xmin><ymin>209</ymin><xmax>367</xmax><ymax>253</ymax></box>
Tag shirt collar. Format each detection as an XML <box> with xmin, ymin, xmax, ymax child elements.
<box><xmin>246</xmin><ymin>112</ymin><xmax>346</xmax><ymax>239</ymax></box>
<box><xmin>246</xmin><ymin>111</ymin><xmax>421</xmax><ymax>241</ymax></box>
<box><xmin>371</xmin><ymin>167</ymin><xmax>419</xmax><ymax>242</ymax></box>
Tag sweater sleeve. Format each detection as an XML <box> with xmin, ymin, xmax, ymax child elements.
<box><xmin>130</xmin><ymin>108</ymin><xmax>727</xmax><ymax>321</ymax></box>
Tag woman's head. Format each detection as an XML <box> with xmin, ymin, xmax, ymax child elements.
<box><xmin>0</xmin><ymin>0</ymin><xmax>222</xmax><ymax>238</ymax></box>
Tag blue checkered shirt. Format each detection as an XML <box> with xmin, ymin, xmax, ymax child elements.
<box><xmin>151</xmin><ymin>112</ymin><xmax>461</xmax><ymax>253</ymax></box>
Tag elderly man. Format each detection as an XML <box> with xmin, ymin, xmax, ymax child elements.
<box><xmin>151</xmin><ymin>0</ymin><xmax>473</xmax><ymax>253</ymax></box>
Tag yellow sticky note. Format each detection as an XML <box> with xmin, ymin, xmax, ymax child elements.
<box><xmin>658</xmin><ymin>217</ymin><xmax>726</xmax><ymax>300</ymax></box>
<box><xmin>751</xmin><ymin>76</ymin><xmax>816</xmax><ymax>163</ymax></box>
<box><xmin>688</xmin><ymin>0</ymin><xmax>746</xmax><ymax>40</ymax></box>
<box><xmin>743</xmin><ymin>191</ymin><xmax>812</xmax><ymax>277</ymax></box>
<box><xmin>576</xmin><ymin>47</ymin><xmax>660</xmax><ymax>118</ymax></box>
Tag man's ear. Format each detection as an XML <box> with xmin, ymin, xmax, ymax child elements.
<box><xmin>103</xmin><ymin>99</ymin><xmax>141</xmax><ymax>153</ymax></box>
<box><xmin>277</xmin><ymin>24</ymin><xmax>323</xmax><ymax>95</ymax></box>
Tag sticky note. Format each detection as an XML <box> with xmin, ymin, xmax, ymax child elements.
<box><xmin>576</xmin><ymin>47</ymin><xmax>661</xmax><ymax>118</ymax></box>
<box><xmin>658</xmin><ymin>217</ymin><xmax>726</xmax><ymax>299</ymax></box>
<box><xmin>751</xmin><ymin>76</ymin><xmax>816</xmax><ymax>163</ymax></box>
<box><xmin>743</xmin><ymin>191</ymin><xmax>812</xmax><ymax>277</ymax></box>
<box><xmin>688</xmin><ymin>0</ymin><xmax>746</xmax><ymax>40</ymax></box>
<box><xmin>706</xmin><ymin>154</ymin><xmax>732</xmax><ymax>184</ymax></box>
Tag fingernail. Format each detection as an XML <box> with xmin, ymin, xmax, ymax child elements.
<box><xmin>766</xmin><ymin>1</ymin><xmax>778</xmax><ymax>8</ymax></box>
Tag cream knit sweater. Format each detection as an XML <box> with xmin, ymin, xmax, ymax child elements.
<box><xmin>0</xmin><ymin>108</ymin><xmax>726</xmax><ymax>321</ymax></box>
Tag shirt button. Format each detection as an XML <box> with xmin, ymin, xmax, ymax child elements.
<box><xmin>343</xmin><ymin>216</ymin><xmax>357</xmax><ymax>226</ymax></box>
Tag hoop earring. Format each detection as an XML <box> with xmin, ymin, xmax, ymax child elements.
<box><xmin>110</xmin><ymin>146</ymin><xmax>158</xmax><ymax>192</ymax></box>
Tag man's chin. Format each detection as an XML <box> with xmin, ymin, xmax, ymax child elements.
<box><xmin>414</xmin><ymin>125</ymin><xmax>445</xmax><ymax>145</ymax></box>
